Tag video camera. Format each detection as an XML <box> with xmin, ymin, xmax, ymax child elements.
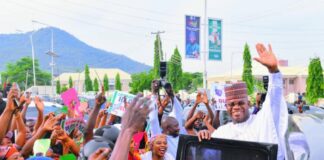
<box><xmin>260</xmin><ymin>76</ymin><xmax>269</xmax><ymax>106</ymax></box>
<box><xmin>152</xmin><ymin>61</ymin><xmax>174</xmax><ymax>97</ymax></box>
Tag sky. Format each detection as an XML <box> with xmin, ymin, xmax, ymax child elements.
<box><xmin>0</xmin><ymin>0</ymin><xmax>324</xmax><ymax>76</ymax></box>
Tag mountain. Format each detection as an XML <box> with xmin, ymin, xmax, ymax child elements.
<box><xmin>0</xmin><ymin>27</ymin><xmax>151</xmax><ymax>74</ymax></box>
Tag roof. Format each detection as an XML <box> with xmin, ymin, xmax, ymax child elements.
<box><xmin>208</xmin><ymin>64</ymin><xmax>309</xmax><ymax>83</ymax></box>
<box><xmin>55</xmin><ymin>68</ymin><xmax>131</xmax><ymax>82</ymax></box>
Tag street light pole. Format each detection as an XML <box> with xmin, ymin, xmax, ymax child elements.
<box><xmin>151</xmin><ymin>31</ymin><xmax>165</xmax><ymax>61</ymax></box>
<box><xmin>32</xmin><ymin>20</ymin><xmax>58</xmax><ymax>99</ymax></box>
<box><xmin>203</xmin><ymin>0</ymin><xmax>208</xmax><ymax>89</ymax></box>
<box><xmin>30</xmin><ymin>33</ymin><xmax>37</xmax><ymax>88</ymax></box>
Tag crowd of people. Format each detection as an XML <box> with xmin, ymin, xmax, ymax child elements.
<box><xmin>0</xmin><ymin>43</ymin><xmax>294</xmax><ymax>160</ymax></box>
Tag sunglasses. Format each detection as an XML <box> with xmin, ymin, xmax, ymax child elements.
<box><xmin>226</xmin><ymin>100</ymin><xmax>246</xmax><ymax>107</ymax></box>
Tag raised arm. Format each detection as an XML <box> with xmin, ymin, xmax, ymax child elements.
<box><xmin>254</xmin><ymin>43</ymin><xmax>288</xmax><ymax>130</ymax></box>
<box><xmin>254</xmin><ymin>43</ymin><xmax>288</xmax><ymax>159</ymax></box>
<box><xmin>148</xmin><ymin>98</ymin><xmax>162</xmax><ymax>137</ymax></box>
<box><xmin>33</xmin><ymin>96</ymin><xmax>44</xmax><ymax>132</ymax></box>
<box><xmin>84</xmin><ymin>86</ymin><xmax>106</xmax><ymax>144</ymax></box>
<box><xmin>14</xmin><ymin>112</ymin><xmax>27</xmax><ymax>147</ymax></box>
<box><xmin>21</xmin><ymin>115</ymin><xmax>58</xmax><ymax>157</ymax></box>
<box><xmin>110</xmin><ymin>94</ymin><xmax>151</xmax><ymax>160</ymax></box>
<box><xmin>0</xmin><ymin>85</ymin><xmax>18</xmax><ymax>140</ymax></box>
<box><xmin>201</xmin><ymin>91</ymin><xmax>214</xmax><ymax>124</ymax></box>
<box><xmin>212</xmin><ymin>110</ymin><xmax>220</xmax><ymax>129</ymax></box>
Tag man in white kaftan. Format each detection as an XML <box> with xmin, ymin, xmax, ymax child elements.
<box><xmin>198</xmin><ymin>43</ymin><xmax>288</xmax><ymax>160</ymax></box>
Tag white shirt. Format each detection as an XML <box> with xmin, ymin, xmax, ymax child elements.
<box><xmin>140</xmin><ymin>151</ymin><xmax>175</xmax><ymax>160</ymax></box>
<box><xmin>211</xmin><ymin>73</ymin><xmax>288</xmax><ymax>160</ymax></box>
<box><xmin>149</xmin><ymin>96</ymin><xmax>187</xmax><ymax>158</ymax></box>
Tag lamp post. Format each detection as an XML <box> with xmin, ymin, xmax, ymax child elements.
<box><xmin>16</xmin><ymin>29</ymin><xmax>37</xmax><ymax>89</ymax></box>
<box><xmin>32</xmin><ymin>20</ymin><xmax>58</xmax><ymax>99</ymax></box>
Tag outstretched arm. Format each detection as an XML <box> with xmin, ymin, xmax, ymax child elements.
<box><xmin>254</xmin><ymin>43</ymin><xmax>288</xmax><ymax>159</ymax></box>
<box><xmin>14</xmin><ymin>112</ymin><xmax>27</xmax><ymax>147</ymax></box>
<box><xmin>110</xmin><ymin>94</ymin><xmax>151</xmax><ymax>160</ymax></box>
<box><xmin>84</xmin><ymin>86</ymin><xmax>106</xmax><ymax>144</ymax></box>
<box><xmin>0</xmin><ymin>85</ymin><xmax>18</xmax><ymax>140</ymax></box>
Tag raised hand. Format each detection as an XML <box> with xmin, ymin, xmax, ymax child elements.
<box><xmin>43</xmin><ymin>116</ymin><xmax>58</xmax><ymax>131</ymax></box>
<box><xmin>254</xmin><ymin>43</ymin><xmax>279</xmax><ymax>73</ymax></box>
<box><xmin>194</xmin><ymin>111</ymin><xmax>204</xmax><ymax>119</ymax></box>
<box><xmin>95</xmin><ymin>86</ymin><xmax>106</xmax><ymax>106</ymax></box>
<box><xmin>203</xmin><ymin>114</ymin><xmax>212</xmax><ymax>125</ymax></box>
<box><xmin>6</xmin><ymin>84</ymin><xmax>19</xmax><ymax>111</ymax></box>
<box><xmin>55</xmin><ymin>129</ymin><xmax>70</xmax><ymax>142</ymax></box>
<box><xmin>34</xmin><ymin>96</ymin><xmax>44</xmax><ymax>112</ymax></box>
<box><xmin>195</xmin><ymin>92</ymin><xmax>203</xmax><ymax>104</ymax></box>
<box><xmin>202</xmin><ymin>91</ymin><xmax>209</xmax><ymax>104</ymax></box>
<box><xmin>121</xmin><ymin>93</ymin><xmax>152</xmax><ymax>134</ymax></box>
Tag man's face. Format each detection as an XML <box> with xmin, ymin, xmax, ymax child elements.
<box><xmin>151</xmin><ymin>80</ymin><xmax>159</xmax><ymax>93</ymax></box>
<box><xmin>226</xmin><ymin>98</ymin><xmax>250</xmax><ymax>123</ymax></box>
<box><xmin>167</xmin><ymin>119</ymin><xmax>180</xmax><ymax>137</ymax></box>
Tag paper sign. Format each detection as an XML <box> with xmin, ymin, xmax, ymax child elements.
<box><xmin>33</xmin><ymin>139</ymin><xmax>51</xmax><ymax>156</ymax></box>
<box><xmin>61</xmin><ymin>88</ymin><xmax>81</xmax><ymax>117</ymax></box>
<box><xmin>64</xmin><ymin>118</ymin><xmax>86</xmax><ymax>135</ymax></box>
<box><xmin>211</xmin><ymin>84</ymin><xmax>227</xmax><ymax>111</ymax></box>
<box><xmin>107</xmin><ymin>91</ymin><xmax>135</xmax><ymax>117</ymax></box>
<box><xmin>60</xmin><ymin>154</ymin><xmax>76</xmax><ymax>160</ymax></box>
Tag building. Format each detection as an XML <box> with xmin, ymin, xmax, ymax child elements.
<box><xmin>207</xmin><ymin>63</ymin><xmax>309</xmax><ymax>96</ymax></box>
<box><xmin>55</xmin><ymin>68</ymin><xmax>131</xmax><ymax>94</ymax></box>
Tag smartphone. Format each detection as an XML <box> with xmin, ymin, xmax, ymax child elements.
<box><xmin>12</xmin><ymin>83</ymin><xmax>21</xmax><ymax>108</ymax></box>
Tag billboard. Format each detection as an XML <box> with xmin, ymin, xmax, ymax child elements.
<box><xmin>185</xmin><ymin>15</ymin><xmax>200</xmax><ymax>59</ymax></box>
<box><xmin>208</xmin><ymin>19</ymin><xmax>222</xmax><ymax>60</ymax></box>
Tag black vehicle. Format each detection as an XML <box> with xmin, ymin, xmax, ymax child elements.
<box><xmin>176</xmin><ymin>134</ymin><xmax>277</xmax><ymax>160</ymax></box>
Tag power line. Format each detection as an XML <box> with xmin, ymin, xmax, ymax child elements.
<box><xmin>28</xmin><ymin>0</ymin><xmax>162</xmax><ymax>32</ymax></box>
<box><xmin>8</xmin><ymin>0</ymin><xmax>149</xmax><ymax>38</ymax></box>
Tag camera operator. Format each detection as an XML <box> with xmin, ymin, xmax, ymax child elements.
<box><xmin>148</xmin><ymin>80</ymin><xmax>187</xmax><ymax>158</ymax></box>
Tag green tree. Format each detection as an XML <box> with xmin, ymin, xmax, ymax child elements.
<box><xmin>115</xmin><ymin>73</ymin><xmax>122</xmax><ymax>90</ymax></box>
<box><xmin>242</xmin><ymin>43</ymin><xmax>254</xmax><ymax>95</ymax></box>
<box><xmin>129</xmin><ymin>71</ymin><xmax>154</xmax><ymax>94</ymax></box>
<box><xmin>60</xmin><ymin>85</ymin><xmax>68</xmax><ymax>93</ymax></box>
<box><xmin>153</xmin><ymin>35</ymin><xmax>163</xmax><ymax>79</ymax></box>
<box><xmin>1</xmin><ymin>57</ymin><xmax>51</xmax><ymax>90</ymax></box>
<box><xmin>103</xmin><ymin>74</ymin><xmax>109</xmax><ymax>91</ymax></box>
<box><xmin>181</xmin><ymin>72</ymin><xmax>203</xmax><ymax>93</ymax></box>
<box><xmin>84</xmin><ymin>65</ymin><xmax>93</xmax><ymax>91</ymax></box>
<box><xmin>56</xmin><ymin>80</ymin><xmax>61</xmax><ymax>94</ymax></box>
<box><xmin>167</xmin><ymin>47</ymin><xmax>183</xmax><ymax>92</ymax></box>
<box><xmin>93</xmin><ymin>78</ymin><xmax>99</xmax><ymax>92</ymax></box>
<box><xmin>306</xmin><ymin>57</ymin><xmax>324</xmax><ymax>104</ymax></box>
<box><xmin>69</xmin><ymin>76</ymin><xmax>73</xmax><ymax>88</ymax></box>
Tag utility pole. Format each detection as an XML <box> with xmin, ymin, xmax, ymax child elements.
<box><xmin>33</xmin><ymin>20</ymin><xmax>58</xmax><ymax>99</ymax></box>
<box><xmin>202</xmin><ymin>0</ymin><xmax>208</xmax><ymax>89</ymax></box>
<box><xmin>151</xmin><ymin>31</ymin><xmax>165</xmax><ymax>61</ymax></box>
<box><xmin>16</xmin><ymin>29</ymin><xmax>36</xmax><ymax>91</ymax></box>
